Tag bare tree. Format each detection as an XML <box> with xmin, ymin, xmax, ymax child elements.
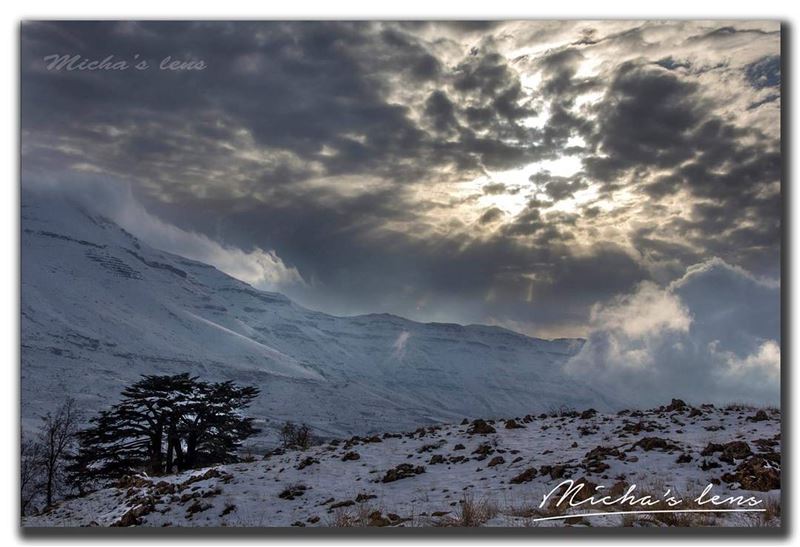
<box><xmin>38</xmin><ymin>398</ymin><xmax>80</xmax><ymax>508</ymax></box>
<box><xmin>20</xmin><ymin>437</ymin><xmax>42</xmax><ymax>516</ymax></box>
<box><xmin>280</xmin><ymin>421</ymin><xmax>313</xmax><ymax>450</ymax></box>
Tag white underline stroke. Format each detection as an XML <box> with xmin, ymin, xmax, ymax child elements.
<box><xmin>532</xmin><ymin>508</ymin><xmax>766</xmax><ymax>522</ymax></box>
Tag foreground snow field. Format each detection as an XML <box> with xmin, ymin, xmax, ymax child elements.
<box><xmin>24</xmin><ymin>403</ymin><xmax>780</xmax><ymax>528</ymax></box>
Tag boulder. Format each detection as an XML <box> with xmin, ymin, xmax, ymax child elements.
<box><xmin>510</xmin><ymin>467</ymin><xmax>538</xmax><ymax>484</ymax></box>
<box><xmin>382</xmin><ymin>463</ymin><xmax>425</xmax><ymax>483</ymax></box>
<box><xmin>467</xmin><ymin>419</ymin><xmax>496</xmax><ymax>435</ymax></box>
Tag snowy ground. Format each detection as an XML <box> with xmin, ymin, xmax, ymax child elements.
<box><xmin>24</xmin><ymin>402</ymin><xmax>780</xmax><ymax>528</ymax></box>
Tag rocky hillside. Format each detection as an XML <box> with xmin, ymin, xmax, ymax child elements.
<box><xmin>24</xmin><ymin>401</ymin><xmax>780</xmax><ymax>528</ymax></box>
<box><xmin>22</xmin><ymin>191</ymin><xmax>614</xmax><ymax>448</ymax></box>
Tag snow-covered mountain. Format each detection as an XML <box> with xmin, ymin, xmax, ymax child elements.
<box><xmin>21</xmin><ymin>191</ymin><xmax>613</xmax><ymax>447</ymax></box>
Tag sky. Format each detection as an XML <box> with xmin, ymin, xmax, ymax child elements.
<box><xmin>20</xmin><ymin>20</ymin><xmax>781</xmax><ymax>344</ymax></box>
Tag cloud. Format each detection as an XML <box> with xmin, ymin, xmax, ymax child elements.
<box><xmin>392</xmin><ymin>331</ymin><xmax>411</xmax><ymax>359</ymax></box>
<box><xmin>19</xmin><ymin>21</ymin><xmax>781</xmax><ymax>339</ymax></box>
<box><xmin>25</xmin><ymin>176</ymin><xmax>305</xmax><ymax>291</ymax></box>
<box><xmin>478</xmin><ymin>206</ymin><xmax>504</xmax><ymax>224</ymax></box>
<box><xmin>745</xmin><ymin>55</ymin><xmax>781</xmax><ymax>89</ymax></box>
<box><xmin>565</xmin><ymin>258</ymin><xmax>780</xmax><ymax>407</ymax></box>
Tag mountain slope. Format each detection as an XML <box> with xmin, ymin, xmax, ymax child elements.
<box><xmin>21</xmin><ymin>191</ymin><xmax>613</xmax><ymax>447</ymax></box>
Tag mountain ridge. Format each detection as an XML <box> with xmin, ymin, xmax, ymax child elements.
<box><xmin>21</xmin><ymin>190</ymin><xmax>612</xmax><ymax>448</ymax></box>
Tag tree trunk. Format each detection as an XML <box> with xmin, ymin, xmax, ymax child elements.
<box><xmin>166</xmin><ymin>438</ymin><xmax>174</xmax><ymax>474</ymax></box>
<box><xmin>45</xmin><ymin>467</ymin><xmax>54</xmax><ymax>507</ymax></box>
<box><xmin>150</xmin><ymin>428</ymin><xmax>163</xmax><ymax>475</ymax></box>
<box><xmin>174</xmin><ymin>440</ymin><xmax>185</xmax><ymax>471</ymax></box>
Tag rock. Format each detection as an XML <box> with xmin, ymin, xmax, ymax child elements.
<box><xmin>701</xmin><ymin>442</ymin><xmax>724</xmax><ymax>456</ymax></box>
<box><xmin>429</xmin><ymin>454</ymin><xmax>445</xmax><ymax>465</ymax></box>
<box><xmin>620</xmin><ymin>421</ymin><xmax>651</xmax><ymax>434</ymax></box>
<box><xmin>505</xmin><ymin>418</ymin><xmax>525</xmax><ymax>429</ymax></box>
<box><xmin>584</xmin><ymin>446</ymin><xmax>621</xmax><ymax>461</ymax></box>
<box><xmin>510</xmin><ymin>467</ymin><xmax>538</xmax><ymax>484</ymax></box>
<box><xmin>748</xmin><ymin>410</ymin><xmax>770</xmax><ymax>422</ymax></box>
<box><xmin>487</xmin><ymin>456</ymin><xmax>505</xmax><ymax>467</ymax></box>
<box><xmin>701</xmin><ymin>459</ymin><xmax>721</xmax><ymax>471</ymax></box>
<box><xmin>381</xmin><ymin>463</ymin><xmax>425</xmax><ymax>483</ymax></box>
<box><xmin>550</xmin><ymin>465</ymin><xmax>567</xmax><ymax>479</ymax></box>
<box><xmin>153</xmin><ymin>481</ymin><xmax>176</xmax><ymax>495</ymax></box>
<box><xmin>278</xmin><ymin>484</ymin><xmax>307</xmax><ymax>500</ymax></box>
<box><xmin>539</xmin><ymin>464</ymin><xmax>552</xmax><ymax>475</ymax></box>
<box><xmin>580</xmin><ymin>408</ymin><xmax>597</xmax><ymax>419</ymax></box>
<box><xmin>341</xmin><ymin>451</ymin><xmax>361</xmax><ymax>462</ymax></box>
<box><xmin>676</xmin><ymin>453</ymin><xmax>693</xmax><ymax>464</ymax></box>
<box><xmin>665</xmin><ymin>399</ymin><xmax>687</xmax><ymax>412</ymax></box>
<box><xmin>753</xmin><ymin>436</ymin><xmax>780</xmax><ymax>451</ymax></box>
<box><xmin>115</xmin><ymin>475</ymin><xmax>152</xmax><ymax>489</ymax></box>
<box><xmin>297</xmin><ymin>456</ymin><xmax>319</xmax><ymax>470</ymax></box>
<box><xmin>368</xmin><ymin>510</ymin><xmax>391</xmax><ymax>527</ymax></box>
<box><xmin>721</xmin><ymin>441</ymin><xmax>753</xmax><ymax>463</ymax></box>
<box><xmin>582</xmin><ymin>445</ymin><xmax>621</xmax><ymax>473</ymax></box>
<box><xmin>329</xmin><ymin>499</ymin><xmax>355</xmax><ymax>509</ymax></box>
<box><xmin>181</xmin><ymin>468</ymin><xmax>231</xmax><ymax>486</ymax></box>
<box><xmin>185</xmin><ymin>500</ymin><xmax>212</xmax><ymax>516</ymax></box>
<box><xmin>112</xmin><ymin>502</ymin><xmax>154</xmax><ymax>527</ymax></box>
<box><xmin>472</xmin><ymin>443</ymin><xmax>494</xmax><ymax>458</ymax></box>
<box><xmin>467</xmin><ymin>419</ymin><xmax>496</xmax><ymax>435</ymax></box>
<box><xmin>355</xmin><ymin>492</ymin><xmax>377</xmax><ymax>502</ymax></box>
<box><xmin>634</xmin><ymin>437</ymin><xmax>678</xmax><ymax>451</ymax></box>
<box><xmin>701</xmin><ymin>441</ymin><xmax>752</xmax><ymax>463</ymax></box>
<box><xmin>721</xmin><ymin>472</ymin><xmax>737</xmax><ymax>483</ymax></box>
<box><xmin>735</xmin><ymin>457</ymin><xmax>780</xmax><ymax>491</ymax></box>
<box><xmin>453</xmin><ymin>443</ymin><xmax>465</xmax><ymax>450</ymax></box>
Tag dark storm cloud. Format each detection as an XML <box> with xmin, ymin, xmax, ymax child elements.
<box><xmin>575</xmin><ymin>59</ymin><xmax>780</xmax><ymax>275</ymax></box>
<box><xmin>134</xmin><ymin>184</ymin><xmax>645</xmax><ymax>335</ymax></box>
<box><xmin>477</xmin><ymin>207</ymin><xmax>504</xmax><ymax>224</ymax></box>
<box><xmin>21</xmin><ymin>21</ymin><xmax>781</xmax><ymax>337</ymax></box>
<box><xmin>529</xmin><ymin>170</ymin><xmax>588</xmax><ymax>202</ymax></box>
<box><xmin>584</xmin><ymin>62</ymin><xmax>706</xmax><ymax>183</ymax></box>
<box><xmin>538</xmin><ymin>48</ymin><xmax>589</xmax><ymax>97</ymax></box>
<box><xmin>424</xmin><ymin>90</ymin><xmax>459</xmax><ymax>134</ymax></box>
<box><xmin>22</xmin><ymin>21</ymin><xmax>557</xmax><ymax>191</ymax></box>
